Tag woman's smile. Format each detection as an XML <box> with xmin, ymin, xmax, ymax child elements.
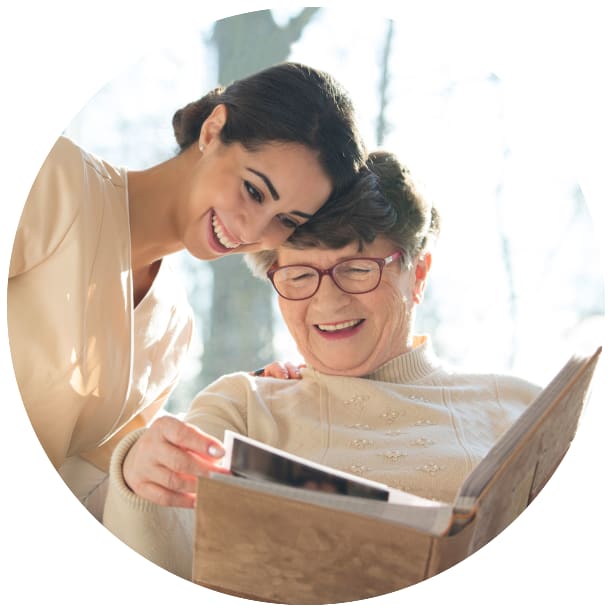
<box><xmin>208</xmin><ymin>210</ymin><xmax>242</xmax><ymax>253</ymax></box>
<box><xmin>313</xmin><ymin>318</ymin><xmax>365</xmax><ymax>340</ymax></box>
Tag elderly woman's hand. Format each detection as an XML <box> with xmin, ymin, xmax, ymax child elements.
<box><xmin>251</xmin><ymin>361</ymin><xmax>305</xmax><ymax>379</ymax></box>
<box><xmin>122</xmin><ymin>416</ymin><xmax>227</xmax><ymax>508</ymax></box>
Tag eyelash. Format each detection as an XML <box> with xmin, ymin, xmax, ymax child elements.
<box><xmin>277</xmin><ymin>215</ymin><xmax>300</xmax><ymax>230</ymax></box>
<box><xmin>244</xmin><ymin>180</ymin><xmax>263</xmax><ymax>203</ymax></box>
<box><xmin>244</xmin><ymin>180</ymin><xmax>299</xmax><ymax>230</ymax></box>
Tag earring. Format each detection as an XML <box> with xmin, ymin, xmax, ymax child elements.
<box><xmin>199</xmin><ymin>142</ymin><xmax>205</xmax><ymax>152</ymax></box>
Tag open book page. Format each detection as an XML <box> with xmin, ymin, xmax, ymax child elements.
<box><xmin>222</xmin><ymin>431</ymin><xmax>449</xmax><ymax>520</ymax></box>
<box><xmin>224</xmin><ymin>430</ymin><xmax>398</xmax><ymax>501</ymax></box>
<box><xmin>208</xmin><ymin>471</ymin><xmax>453</xmax><ymax>535</ymax></box>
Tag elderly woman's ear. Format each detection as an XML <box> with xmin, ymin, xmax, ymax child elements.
<box><xmin>412</xmin><ymin>252</ymin><xmax>432</xmax><ymax>305</ymax></box>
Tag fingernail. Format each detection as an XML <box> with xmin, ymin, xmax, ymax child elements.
<box><xmin>208</xmin><ymin>445</ymin><xmax>224</xmax><ymax>458</ymax></box>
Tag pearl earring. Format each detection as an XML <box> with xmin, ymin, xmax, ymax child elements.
<box><xmin>199</xmin><ymin>142</ymin><xmax>205</xmax><ymax>152</ymax></box>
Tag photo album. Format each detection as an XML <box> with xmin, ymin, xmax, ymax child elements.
<box><xmin>193</xmin><ymin>346</ymin><xmax>602</xmax><ymax>604</ymax></box>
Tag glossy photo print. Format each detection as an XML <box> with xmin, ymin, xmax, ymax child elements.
<box><xmin>2</xmin><ymin>3</ymin><xmax>610</xmax><ymax>611</ymax></box>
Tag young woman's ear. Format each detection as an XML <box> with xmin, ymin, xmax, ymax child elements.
<box><xmin>412</xmin><ymin>252</ymin><xmax>432</xmax><ymax>304</ymax></box>
<box><xmin>199</xmin><ymin>104</ymin><xmax>228</xmax><ymax>150</ymax></box>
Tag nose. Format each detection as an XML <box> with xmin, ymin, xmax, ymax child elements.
<box><xmin>235</xmin><ymin>213</ymin><xmax>266</xmax><ymax>244</ymax></box>
<box><xmin>311</xmin><ymin>273</ymin><xmax>351</xmax><ymax>305</ymax></box>
<box><xmin>238</xmin><ymin>211</ymin><xmax>291</xmax><ymax>248</ymax></box>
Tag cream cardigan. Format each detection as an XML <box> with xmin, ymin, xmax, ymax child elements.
<box><xmin>8</xmin><ymin>136</ymin><xmax>193</xmax><ymax>473</ymax></box>
<box><xmin>103</xmin><ymin>336</ymin><xmax>541</xmax><ymax>580</ymax></box>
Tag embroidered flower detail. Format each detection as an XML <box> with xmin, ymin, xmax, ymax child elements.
<box><xmin>380</xmin><ymin>409</ymin><xmax>401</xmax><ymax>424</ymax></box>
<box><xmin>343</xmin><ymin>394</ymin><xmax>370</xmax><ymax>411</ymax></box>
<box><xmin>416</xmin><ymin>462</ymin><xmax>445</xmax><ymax>475</ymax></box>
<box><xmin>382</xmin><ymin>449</ymin><xmax>406</xmax><ymax>462</ymax></box>
<box><xmin>409</xmin><ymin>437</ymin><xmax>435</xmax><ymax>447</ymax></box>
<box><xmin>408</xmin><ymin>394</ymin><xmax>430</xmax><ymax>404</ymax></box>
<box><xmin>384</xmin><ymin>430</ymin><xmax>404</xmax><ymax>437</ymax></box>
<box><xmin>348</xmin><ymin>465</ymin><xmax>369</xmax><ymax>476</ymax></box>
<box><xmin>413</xmin><ymin>419</ymin><xmax>435</xmax><ymax>427</ymax></box>
<box><xmin>350</xmin><ymin>438</ymin><xmax>373</xmax><ymax>449</ymax></box>
<box><xmin>350</xmin><ymin>423</ymin><xmax>371</xmax><ymax>430</ymax></box>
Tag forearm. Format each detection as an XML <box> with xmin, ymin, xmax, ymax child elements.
<box><xmin>102</xmin><ymin>428</ymin><xmax>195</xmax><ymax>580</ymax></box>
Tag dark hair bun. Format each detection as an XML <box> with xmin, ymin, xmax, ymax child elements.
<box><xmin>172</xmin><ymin>87</ymin><xmax>224</xmax><ymax>150</ymax></box>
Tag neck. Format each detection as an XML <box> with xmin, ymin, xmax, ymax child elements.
<box><xmin>365</xmin><ymin>335</ymin><xmax>437</xmax><ymax>383</ymax></box>
<box><xmin>127</xmin><ymin>148</ymin><xmax>195</xmax><ymax>271</ymax></box>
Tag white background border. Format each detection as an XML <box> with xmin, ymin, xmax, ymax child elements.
<box><xmin>1</xmin><ymin>1</ymin><xmax>610</xmax><ymax>610</ymax></box>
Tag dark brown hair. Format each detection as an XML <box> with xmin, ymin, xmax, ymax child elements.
<box><xmin>172</xmin><ymin>62</ymin><xmax>366</xmax><ymax>198</ymax></box>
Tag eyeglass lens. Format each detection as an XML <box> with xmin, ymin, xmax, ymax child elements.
<box><xmin>272</xmin><ymin>258</ymin><xmax>382</xmax><ymax>299</ymax></box>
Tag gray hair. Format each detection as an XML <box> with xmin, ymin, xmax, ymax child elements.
<box><xmin>244</xmin><ymin>150</ymin><xmax>440</xmax><ymax>279</ymax></box>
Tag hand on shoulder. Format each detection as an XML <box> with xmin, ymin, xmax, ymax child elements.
<box><xmin>251</xmin><ymin>360</ymin><xmax>305</xmax><ymax>380</ymax></box>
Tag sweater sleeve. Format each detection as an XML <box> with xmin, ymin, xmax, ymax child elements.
<box><xmin>184</xmin><ymin>373</ymin><xmax>251</xmax><ymax>441</ymax></box>
<box><xmin>101</xmin><ymin>374</ymin><xmax>278</xmax><ymax>580</ymax></box>
<box><xmin>102</xmin><ymin>429</ymin><xmax>195</xmax><ymax>580</ymax></box>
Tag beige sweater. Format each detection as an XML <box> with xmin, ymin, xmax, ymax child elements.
<box><xmin>8</xmin><ymin>136</ymin><xmax>193</xmax><ymax>474</ymax></box>
<box><xmin>103</xmin><ymin>336</ymin><xmax>541</xmax><ymax>580</ymax></box>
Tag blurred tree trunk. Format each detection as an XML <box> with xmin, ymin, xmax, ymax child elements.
<box><xmin>376</xmin><ymin>19</ymin><xmax>394</xmax><ymax>147</ymax></box>
<box><xmin>200</xmin><ymin>9</ymin><xmax>320</xmax><ymax>386</ymax></box>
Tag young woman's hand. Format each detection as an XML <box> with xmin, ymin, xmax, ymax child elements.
<box><xmin>122</xmin><ymin>416</ymin><xmax>227</xmax><ymax>508</ymax></box>
<box><xmin>251</xmin><ymin>361</ymin><xmax>305</xmax><ymax>380</ymax></box>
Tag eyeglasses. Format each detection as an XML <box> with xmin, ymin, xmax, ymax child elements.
<box><xmin>267</xmin><ymin>251</ymin><xmax>404</xmax><ymax>301</ymax></box>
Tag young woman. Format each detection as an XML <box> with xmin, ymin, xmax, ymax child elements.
<box><xmin>7</xmin><ymin>62</ymin><xmax>366</xmax><ymax>520</ymax></box>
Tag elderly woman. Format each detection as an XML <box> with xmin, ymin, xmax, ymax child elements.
<box><xmin>103</xmin><ymin>151</ymin><xmax>540</xmax><ymax>579</ymax></box>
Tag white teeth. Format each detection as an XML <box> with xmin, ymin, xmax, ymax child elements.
<box><xmin>212</xmin><ymin>213</ymin><xmax>240</xmax><ymax>249</ymax></box>
<box><xmin>317</xmin><ymin>319</ymin><xmax>362</xmax><ymax>332</ymax></box>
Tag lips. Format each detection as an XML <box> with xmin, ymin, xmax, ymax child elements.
<box><xmin>314</xmin><ymin>319</ymin><xmax>365</xmax><ymax>339</ymax></box>
<box><xmin>209</xmin><ymin>211</ymin><xmax>241</xmax><ymax>252</ymax></box>
<box><xmin>316</xmin><ymin>319</ymin><xmax>363</xmax><ymax>332</ymax></box>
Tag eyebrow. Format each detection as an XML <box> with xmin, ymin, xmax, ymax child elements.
<box><xmin>247</xmin><ymin>167</ymin><xmax>279</xmax><ymax>200</ymax></box>
<box><xmin>246</xmin><ymin>167</ymin><xmax>315</xmax><ymax>222</ymax></box>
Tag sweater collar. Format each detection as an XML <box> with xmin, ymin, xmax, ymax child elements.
<box><xmin>360</xmin><ymin>335</ymin><xmax>440</xmax><ymax>383</ymax></box>
<box><xmin>304</xmin><ymin>335</ymin><xmax>441</xmax><ymax>384</ymax></box>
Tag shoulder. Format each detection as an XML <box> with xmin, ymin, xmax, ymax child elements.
<box><xmin>482</xmin><ymin>372</ymin><xmax>542</xmax><ymax>432</ymax></box>
<box><xmin>489</xmin><ymin>372</ymin><xmax>542</xmax><ymax>405</ymax></box>
<box><xmin>41</xmin><ymin>134</ymin><xmax>87</xmax><ymax>172</ymax></box>
<box><xmin>431</xmin><ymin>360</ymin><xmax>541</xmax><ymax>399</ymax></box>
<box><xmin>186</xmin><ymin>372</ymin><xmax>256</xmax><ymax>437</ymax></box>
<box><xmin>9</xmin><ymin>137</ymin><xmax>123</xmax><ymax>277</ymax></box>
<box><xmin>43</xmin><ymin>135</ymin><xmax>123</xmax><ymax>185</ymax></box>
<box><xmin>24</xmin><ymin>136</ymin><xmax>90</xmax><ymax>209</ymax></box>
<box><xmin>194</xmin><ymin>371</ymin><xmax>257</xmax><ymax>400</ymax></box>
<box><xmin>191</xmin><ymin>371</ymin><xmax>305</xmax><ymax>408</ymax></box>
<box><xmin>426</xmin><ymin>361</ymin><xmax>542</xmax><ymax>413</ymax></box>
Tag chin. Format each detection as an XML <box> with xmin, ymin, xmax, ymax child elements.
<box><xmin>186</xmin><ymin>246</ymin><xmax>217</xmax><ymax>262</ymax></box>
<box><xmin>312</xmin><ymin>359</ymin><xmax>372</xmax><ymax>378</ymax></box>
<box><xmin>239</xmin><ymin>243</ymin><xmax>262</xmax><ymax>254</ymax></box>
<box><xmin>183</xmin><ymin>233</ymin><xmax>221</xmax><ymax>261</ymax></box>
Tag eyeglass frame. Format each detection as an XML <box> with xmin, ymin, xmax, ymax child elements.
<box><xmin>266</xmin><ymin>250</ymin><xmax>405</xmax><ymax>301</ymax></box>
